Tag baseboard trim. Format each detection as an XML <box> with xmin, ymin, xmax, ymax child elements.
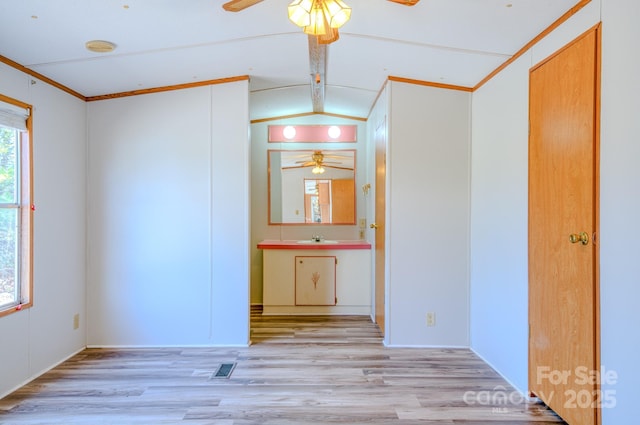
<box><xmin>0</xmin><ymin>347</ymin><xmax>85</xmax><ymax>400</ymax></box>
<box><xmin>85</xmin><ymin>343</ymin><xmax>250</xmax><ymax>349</ymax></box>
<box><xmin>470</xmin><ymin>347</ymin><xmax>530</xmax><ymax>398</ymax></box>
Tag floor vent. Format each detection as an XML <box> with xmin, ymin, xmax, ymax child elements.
<box><xmin>212</xmin><ymin>363</ymin><xmax>236</xmax><ymax>379</ymax></box>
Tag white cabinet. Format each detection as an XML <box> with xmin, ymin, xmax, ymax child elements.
<box><xmin>295</xmin><ymin>256</ymin><xmax>336</xmax><ymax>306</ymax></box>
<box><xmin>261</xmin><ymin>246</ymin><xmax>371</xmax><ymax>315</ymax></box>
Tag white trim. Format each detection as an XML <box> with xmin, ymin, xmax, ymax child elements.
<box><xmin>86</xmin><ymin>344</ymin><xmax>250</xmax><ymax>349</ymax></box>
<box><xmin>471</xmin><ymin>347</ymin><xmax>531</xmax><ymax>397</ymax></box>
<box><xmin>0</xmin><ymin>347</ymin><xmax>85</xmax><ymax>400</ymax></box>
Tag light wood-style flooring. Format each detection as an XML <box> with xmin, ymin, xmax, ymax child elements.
<box><xmin>0</xmin><ymin>312</ymin><xmax>566</xmax><ymax>424</ymax></box>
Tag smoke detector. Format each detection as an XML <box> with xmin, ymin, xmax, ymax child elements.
<box><xmin>85</xmin><ymin>40</ymin><xmax>117</xmax><ymax>53</ymax></box>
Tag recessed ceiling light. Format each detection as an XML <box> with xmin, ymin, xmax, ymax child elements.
<box><xmin>85</xmin><ymin>40</ymin><xmax>117</xmax><ymax>53</ymax></box>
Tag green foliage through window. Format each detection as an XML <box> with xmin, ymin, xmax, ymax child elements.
<box><xmin>0</xmin><ymin>126</ymin><xmax>19</xmax><ymax>308</ymax></box>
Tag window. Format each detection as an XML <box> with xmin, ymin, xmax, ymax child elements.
<box><xmin>0</xmin><ymin>95</ymin><xmax>32</xmax><ymax>317</ymax></box>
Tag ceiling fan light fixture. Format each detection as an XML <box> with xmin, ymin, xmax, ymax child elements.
<box><xmin>322</xmin><ymin>0</ymin><xmax>351</xmax><ymax>29</ymax></box>
<box><xmin>312</xmin><ymin>165</ymin><xmax>325</xmax><ymax>174</ymax></box>
<box><xmin>288</xmin><ymin>0</ymin><xmax>314</xmax><ymax>27</ymax></box>
<box><xmin>303</xmin><ymin>4</ymin><xmax>330</xmax><ymax>36</ymax></box>
<box><xmin>317</xmin><ymin>27</ymin><xmax>339</xmax><ymax>44</ymax></box>
<box><xmin>289</xmin><ymin>0</ymin><xmax>350</xmax><ymax>39</ymax></box>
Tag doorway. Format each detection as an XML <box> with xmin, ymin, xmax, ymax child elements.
<box><xmin>373</xmin><ymin>117</ymin><xmax>387</xmax><ymax>335</ymax></box>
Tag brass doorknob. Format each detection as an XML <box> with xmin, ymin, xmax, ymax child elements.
<box><xmin>370</xmin><ymin>223</ymin><xmax>379</xmax><ymax>229</ymax></box>
<box><xmin>569</xmin><ymin>232</ymin><xmax>589</xmax><ymax>245</ymax></box>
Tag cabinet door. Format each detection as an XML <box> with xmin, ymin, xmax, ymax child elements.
<box><xmin>295</xmin><ymin>256</ymin><xmax>336</xmax><ymax>306</ymax></box>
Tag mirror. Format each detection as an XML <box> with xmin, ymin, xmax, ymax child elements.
<box><xmin>268</xmin><ymin>150</ymin><xmax>356</xmax><ymax>225</ymax></box>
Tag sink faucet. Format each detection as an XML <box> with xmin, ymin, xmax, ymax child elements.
<box><xmin>312</xmin><ymin>234</ymin><xmax>324</xmax><ymax>242</ymax></box>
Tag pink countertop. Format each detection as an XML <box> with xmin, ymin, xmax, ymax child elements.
<box><xmin>257</xmin><ymin>240</ymin><xmax>371</xmax><ymax>250</ymax></box>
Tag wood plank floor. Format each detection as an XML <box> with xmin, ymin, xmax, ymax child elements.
<box><xmin>0</xmin><ymin>312</ymin><xmax>566</xmax><ymax>424</ymax></box>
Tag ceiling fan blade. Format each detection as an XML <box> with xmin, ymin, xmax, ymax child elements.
<box><xmin>222</xmin><ymin>0</ymin><xmax>264</xmax><ymax>12</ymax></box>
<box><xmin>323</xmin><ymin>154</ymin><xmax>352</xmax><ymax>159</ymax></box>
<box><xmin>387</xmin><ymin>0</ymin><xmax>420</xmax><ymax>5</ymax></box>
<box><xmin>324</xmin><ymin>165</ymin><xmax>354</xmax><ymax>170</ymax></box>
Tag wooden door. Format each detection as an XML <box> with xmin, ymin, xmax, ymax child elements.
<box><xmin>528</xmin><ymin>27</ymin><xmax>600</xmax><ymax>425</ymax></box>
<box><xmin>374</xmin><ymin>118</ymin><xmax>387</xmax><ymax>335</ymax></box>
<box><xmin>331</xmin><ymin>179</ymin><xmax>355</xmax><ymax>223</ymax></box>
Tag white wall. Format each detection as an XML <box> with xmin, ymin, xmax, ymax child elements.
<box><xmin>210</xmin><ymin>82</ymin><xmax>251</xmax><ymax>345</ymax></box>
<box><xmin>471</xmin><ymin>2</ymin><xmax>639</xmax><ymax>423</ymax></box>
<box><xmin>250</xmin><ymin>115</ymin><xmax>368</xmax><ymax>305</ymax></box>
<box><xmin>87</xmin><ymin>81</ymin><xmax>249</xmax><ymax>347</ymax></box>
<box><xmin>386</xmin><ymin>81</ymin><xmax>471</xmax><ymax>347</ymax></box>
<box><xmin>599</xmin><ymin>1</ymin><xmax>640</xmax><ymax>423</ymax></box>
<box><xmin>470</xmin><ymin>54</ymin><xmax>531</xmax><ymax>391</ymax></box>
<box><xmin>0</xmin><ymin>64</ymin><xmax>87</xmax><ymax>398</ymax></box>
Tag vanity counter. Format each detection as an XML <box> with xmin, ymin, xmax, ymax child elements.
<box><xmin>258</xmin><ymin>239</ymin><xmax>371</xmax><ymax>315</ymax></box>
<box><xmin>257</xmin><ymin>240</ymin><xmax>371</xmax><ymax>250</ymax></box>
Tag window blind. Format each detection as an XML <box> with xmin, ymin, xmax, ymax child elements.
<box><xmin>0</xmin><ymin>100</ymin><xmax>29</xmax><ymax>131</ymax></box>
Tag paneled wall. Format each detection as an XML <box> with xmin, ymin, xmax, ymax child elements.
<box><xmin>86</xmin><ymin>81</ymin><xmax>250</xmax><ymax>347</ymax></box>
<box><xmin>380</xmin><ymin>81</ymin><xmax>471</xmax><ymax>347</ymax></box>
<box><xmin>0</xmin><ymin>64</ymin><xmax>87</xmax><ymax>398</ymax></box>
<box><xmin>597</xmin><ymin>1</ymin><xmax>639</xmax><ymax>423</ymax></box>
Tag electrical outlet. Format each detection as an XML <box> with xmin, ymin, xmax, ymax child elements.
<box><xmin>359</xmin><ymin>218</ymin><xmax>367</xmax><ymax>228</ymax></box>
<box><xmin>426</xmin><ymin>312</ymin><xmax>436</xmax><ymax>327</ymax></box>
<box><xmin>73</xmin><ymin>313</ymin><xmax>80</xmax><ymax>330</ymax></box>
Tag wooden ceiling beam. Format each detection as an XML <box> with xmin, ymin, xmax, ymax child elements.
<box><xmin>308</xmin><ymin>36</ymin><xmax>327</xmax><ymax>113</ymax></box>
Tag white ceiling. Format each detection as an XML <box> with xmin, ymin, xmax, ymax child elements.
<box><xmin>0</xmin><ymin>0</ymin><xmax>580</xmax><ymax>120</ymax></box>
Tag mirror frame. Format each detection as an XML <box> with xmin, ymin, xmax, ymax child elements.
<box><xmin>267</xmin><ymin>149</ymin><xmax>357</xmax><ymax>225</ymax></box>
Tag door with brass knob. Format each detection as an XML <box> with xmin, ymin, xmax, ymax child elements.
<box><xmin>370</xmin><ymin>223</ymin><xmax>379</xmax><ymax>229</ymax></box>
<box><xmin>528</xmin><ymin>28</ymin><xmax>600</xmax><ymax>425</ymax></box>
<box><xmin>569</xmin><ymin>232</ymin><xmax>589</xmax><ymax>245</ymax></box>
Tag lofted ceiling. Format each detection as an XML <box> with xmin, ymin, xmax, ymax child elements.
<box><xmin>0</xmin><ymin>0</ymin><xmax>582</xmax><ymax>120</ymax></box>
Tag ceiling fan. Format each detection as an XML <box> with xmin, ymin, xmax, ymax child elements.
<box><xmin>287</xmin><ymin>150</ymin><xmax>354</xmax><ymax>174</ymax></box>
<box><xmin>223</xmin><ymin>0</ymin><xmax>419</xmax><ymax>44</ymax></box>
<box><xmin>222</xmin><ymin>0</ymin><xmax>420</xmax><ymax>13</ymax></box>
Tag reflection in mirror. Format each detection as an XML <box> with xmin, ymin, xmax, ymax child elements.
<box><xmin>268</xmin><ymin>150</ymin><xmax>356</xmax><ymax>225</ymax></box>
